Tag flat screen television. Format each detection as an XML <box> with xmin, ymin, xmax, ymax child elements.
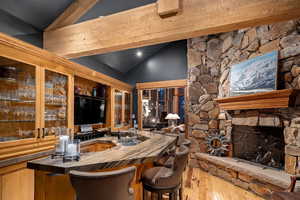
<box><xmin>74</xmin><ymin>95</ymin><xmax>106</xmax><ymax>125</ymax></box>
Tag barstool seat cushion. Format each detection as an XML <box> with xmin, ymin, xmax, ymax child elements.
<box><xmin>142</xmin><ymin>166</ymin><xmax>178</xmax><ymax>189</ymax></box>
<box><xmin>182</xmin><ymin>139</ymin><xmax>191</xmax><ymax>147</ymax></box>
<box><xmin>154</xmin><ymin>156</ymin><xmax>175</xmax><ymax>168</ymax></box>
<box><xmin>164</xmin><ymin>157</ymin><xmax>175</xmax><ymax>168</ymax></box>
<box><xmin>272</xmin><ymin>192</ymin><xmax>300</xmax><ymax>200</ymax></box>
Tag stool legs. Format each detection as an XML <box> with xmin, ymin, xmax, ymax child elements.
<box><xmin>143</xmin><ymin>187</ymin><xmax>180</xmax><ymax>200</ymax></box>
<box><xmin>158</xmin><ymin>193</ymin><xmax>163</xmax><ymax>200</ymax></box>
<box><xmin>143</xmin><ymin>187</ymin><xmax>147</xmax><ymax>200</ymax></box>
<box><xmin>179</xmin><ymin>186</ymin><xmax>183</xmax><ymax>200</ymax></box>
<box><xmin>169</xmin><ymin>192</ymin><xmax>176</xmax><ymax>200</ymax></box>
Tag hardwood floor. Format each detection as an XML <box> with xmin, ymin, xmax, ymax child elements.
<box><xmin>182</xmin><ymin>168</ymin><xmax>264</xmax><ymax>200</ymax></box>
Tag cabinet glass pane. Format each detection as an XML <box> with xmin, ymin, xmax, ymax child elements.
<box><xmin>44</xmin><ymin>70</ymin><xmax>68</xmax><ymax>136</ymax></box>
<box><xmin>0</xmin><ymin>56</ymin><xmax>36</xmax><ymax>142</ymax></box>
<box><xmin>114</xmin><ymin>90</ymin><xmax>122</xmax><ymax>127</ymax></box>
<box><xmin>124</xmin><ymin>93</ymin><xmax>131</xmax><ymax>126</ymax></box>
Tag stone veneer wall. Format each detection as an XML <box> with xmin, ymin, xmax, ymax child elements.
<box><xmin>186</xmin><ymin>18</ymin><xmax>300</xmax><ymax>175</ymax></box>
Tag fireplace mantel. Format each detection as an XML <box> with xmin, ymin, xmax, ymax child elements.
<box><xmin>215</xmin><ymin>89</ymin><xmax>299</xmax><ymax>111</ymax></box>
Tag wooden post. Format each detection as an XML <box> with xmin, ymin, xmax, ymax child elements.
<box><xmin>67</xmin><ymin>74</ymin><xmax>74</xmax><ymax>131</ymax></box>
<box><xmin>173</xmin><ymin>88</ymin><xmax>179</xmax><ymax>114</ymax></box>
<box><xmin>138</xmin><ymin>90</ymin><xmax>143</xmax><ymax>131</ymax></box>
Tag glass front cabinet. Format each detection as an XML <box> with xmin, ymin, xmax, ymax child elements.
<box><xmin>43</xmin><ymin>69</ymin><xmax>69</xmax><ymax>137</ymax></box>
<box><xmin>0</xmin><ymin>56</ymin><xmax>73</xmax><ymax>160</ymax></box>
<box><xmin>111</xmin><ymin>89</ymin><xmax>132</xmax><ymax>131</ymax></box>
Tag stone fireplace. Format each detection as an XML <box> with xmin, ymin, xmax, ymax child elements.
<box><xmin>186</xmin><ymin>18</ymin><xmax>300</xmax><ymax>198</ymax></box>
<box><xmin>232</xmin><ymin>125</ymin><xmax>285</xmax><ymax>169</ymax></box>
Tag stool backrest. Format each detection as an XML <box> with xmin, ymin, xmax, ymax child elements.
<box><xmin>156</xmin><ymin>145</ymin><xmax>189</xmax><ymax>186</ymax></box>
<box><xmin>69</xmin><ymin>166</ymin><xmax>136</xmax><ymax>200</ymax></box>
<box><xmin>173</xmin><ymin>145</ymin><xmax>189</xmax><ymax>175</ymax></box>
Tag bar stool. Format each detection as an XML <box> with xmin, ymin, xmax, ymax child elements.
<box><xmin>142</xmin><ymin>145</ymin><xmax>189</xmax><ymax>200</ymax></box>
<box><xmin>69</xmin><ymin>166</ymin><xmax>136</xmax><ymax>200</ymax></box>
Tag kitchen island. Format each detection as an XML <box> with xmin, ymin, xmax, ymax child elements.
<box><xmin>27</xmin><ymin>131</ymin><xmax>176</xmax><ymax>200</ymax></box>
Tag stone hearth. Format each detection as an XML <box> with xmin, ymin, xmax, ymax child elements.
<box><xmin>196</xmin><ymin>153</ymin><xmax>296</xmax><ymax>199</ymax></box>
<box><xmin>186</xmin><ymin>18</ymin><xmax>300</xmax><ymax>198</ymax></box>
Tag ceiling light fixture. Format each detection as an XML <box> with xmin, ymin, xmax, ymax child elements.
<box><xmin>136</xmin><ymin>51</ymin><xmax>143</xmax><ymax>57</ymax></box>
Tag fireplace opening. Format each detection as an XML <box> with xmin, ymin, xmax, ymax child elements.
<box><xmin>232</xmin><ymin>125</ymin><xmax>285</xmax><ymax>169</ymax></box>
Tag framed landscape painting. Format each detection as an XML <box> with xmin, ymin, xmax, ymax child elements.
<box><xmin>230</xmin><ymin>51</ymin><xmax>278</xmax><ymax>96</ymax></box>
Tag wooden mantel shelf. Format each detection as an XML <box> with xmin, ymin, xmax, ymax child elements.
<box><xmin>215</xmin><ymin>89</ymin><xmax>299</xmax><ymax>110</ymax></box>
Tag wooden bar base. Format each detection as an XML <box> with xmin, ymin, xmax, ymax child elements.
<box><xmin>34</xmin><ymin>162</ymin><xmax>153</xmax><ymax>200</ymax></box>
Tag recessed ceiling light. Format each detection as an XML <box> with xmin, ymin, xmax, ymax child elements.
<box><xmin>136</xmin><ymin>51</ymin><xmax>143</xmax><ymax>57</ymax></box>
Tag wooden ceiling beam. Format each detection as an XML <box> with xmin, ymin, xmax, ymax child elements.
<box><xmin>45</xmin><ymin>0</ymin><xmax>99</xmax><ymax>31</ymax></box>
<box><xmin>44</xmin><ymin>0</ymin><xmax>300</xmax><ymax>58</ymax></box>
<box><xmin>157</xmin><ymin>0</ymin><xmax>181</xmax><ymax>17</ymax></box>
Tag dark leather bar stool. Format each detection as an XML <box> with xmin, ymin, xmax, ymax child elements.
<box><xmin>142</xmin><ymin>145</ymin><xmax>189</xmax><ymax>200</ymax></box>
<box><xmin>69</xmin><ymin>166</ymin><xmax>136</xmax><ymax>200</ymax></box>
<box><xmin>272</xmin><ymin>176</ymin><xmax>300</xmax><ymax>200</ymax></box>
<box><xmin>154</xmin><ymin>133</ymin><xmax>191</xmax><ymax>169</ymax></box>
<box><xmin>182</xmin><ymin>139</ymin><xmax>191</xmax><ymax>147</ymax></box>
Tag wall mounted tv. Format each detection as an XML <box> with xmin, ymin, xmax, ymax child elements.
<box><xmin>74</xmin><ymin>95</ymin><xmax>106</xmax><ymax>125</ymax></box>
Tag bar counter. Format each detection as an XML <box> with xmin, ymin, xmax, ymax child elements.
<box><xmin>28</xmin><ymin>131</ymin><xmax>176</xmax><ymax>173</ymax></box>
<box><xmin>27</xmin><ymin>131</ymin><xmax>177</xmax><ymax>200</ymax></box>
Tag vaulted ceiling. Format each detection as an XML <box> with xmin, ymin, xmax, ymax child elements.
<box><xmin>0</xmin><ymin>0</ymin><xmax>172</xmax><ymax>75</ymax></box>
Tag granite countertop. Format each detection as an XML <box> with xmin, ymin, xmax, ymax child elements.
<box><xmin>27</xmin><ymin>131</ymin><xmax>176</xmax><ymax>174</ymax></box>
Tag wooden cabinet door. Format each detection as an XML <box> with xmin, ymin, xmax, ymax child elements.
<box><xmin>111</xmin><ymin>89</ymin><xmax>132</xmax><ymax>131</ymax></box>
<box><xmin>40</xmin><ymin>67</ymin><xmax>74</xmax><ymax>138</ymax></box>
<box><xmin>0</xmin><ymin>56</ymin><xmax>50</xmax><ymax>160</ymax></box>
<box><xmin>124</xmin><ymin>92</ymin><xmax>132</xmax><ymax>127</ymax></box>
<box><xmin>1</xmin><ymin>168</ymin><xmax>34</xmax><ymax>200</ymax></box>
<box><xmin>0</xmin><ymin>57</ymin><xmax>40</xmax><ymax>142</ymax></box>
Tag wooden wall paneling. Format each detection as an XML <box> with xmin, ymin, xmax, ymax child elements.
<box><xmin>0</xmin><ymin>162</ymin><xmax>34</xmax><ymax>200</ymax></box>
<box><xmin>157</xmin><ymin>0</ymin><xmax>180</xmax><ymax>17</ymax></box>
<box><xmin>43</xmin><ymin>0</ymin><xmax>300</xmax><ymax>58</ymax></box>
<box><xmin>74</xmin><ymin>76</ymin><xmax>99</xmax><ymax>96</ymax></box>
<box><xmin>35</xmin><ymin>171</ymin><xmax>75</xmax><ymax>200</ymax></box>
<box><xmin>1</xmin><ymin>168</ymin><xmax>34</xmax><ymax>200</ymax></box>
<box><xmin>138</xmin><ymin>90</ymin><xmax>143</xmax><ymax>131</ymax></box>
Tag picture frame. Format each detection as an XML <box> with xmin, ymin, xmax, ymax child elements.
<box><xmin>230</xmin><ymin>51</ymin><xmax>278</xmax><ymax>96</ymax></box>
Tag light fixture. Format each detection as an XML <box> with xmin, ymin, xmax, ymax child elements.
<box><xmin>136</xmin><ymin>51</ymin><xmax>143</xmax><ymax>57</ymax></box>
<box><xmin>165</xmin><ymin>113</ymin><xmax>180</xmax><ymax>127</ymax></box>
